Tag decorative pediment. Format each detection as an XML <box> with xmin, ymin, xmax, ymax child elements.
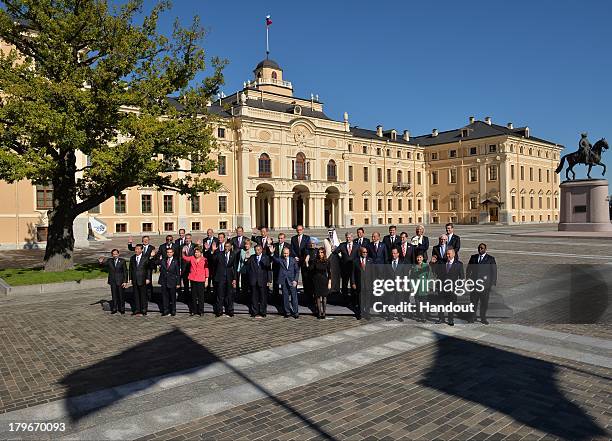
<box><xmin>362</xmin><ymin>190</ymin><xmax>371</xmax><ymax>196</ymax></box>
<box><xmin>520</xmin><ymin>189</ymin><xmax>526</xmax><ymax>194</ymax></box>
<box><xmin>386</xmin><ymin>191</ymin><xmax>394</xmax><ymax>196</ymax></box>
<box><xmin>529</xmin><ymin>189</ymin><xmax>535</xmax><ymax>194</ymax></box>
<box><xmin>510</xmin><ymin>188</ymin><xmax>517</xmax><ymax>194</ymax></box>
<box><xmin>546</xmin><ymin>190</ymin><xmax>552</xmax><ymax>195</ymax></box>
<box><xmin>538</xmin><ymin>189</ymin><xmax>544</xmax><ymax>195</ymax></box>
<box><xmin>216</xmin><ymin>185</ymin><xmax>230</xmax><ymax>194</ymax></box>
<box><xmin>416</xmin><ymin>192</ymin><xmax>423</xmax><ymax>197</ymax></box>
<box><xmin>376</xmin><ymin>191</ymin><xmax>384</xmax><ymax>196</ymax></box>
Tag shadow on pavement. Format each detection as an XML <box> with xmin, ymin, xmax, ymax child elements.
<box><xmin>419</xmin><ymin>334</ymin><xmax>608</xmax><ymax>441</ymax></box>
<box><xmin>59</xmin><ymin>327</ymin><xmax>337</xmax><ymax>439</ymax></box>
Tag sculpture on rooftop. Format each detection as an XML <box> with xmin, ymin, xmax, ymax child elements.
<box><xmin>555</xmin><ymin>133</ymin><xmax>608</xmax><ymax>180</ymax></box>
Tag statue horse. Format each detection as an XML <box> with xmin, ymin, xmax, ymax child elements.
<box><xmin>555</xmin><ymin>138</ymin><xmax>608</xmax><ymax>180</ymax></box>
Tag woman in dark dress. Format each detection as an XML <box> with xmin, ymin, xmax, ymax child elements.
<box><xmin>311</xmin><ymin>247</ymin><xmax>331</xmax><ymax>319</ymax></box>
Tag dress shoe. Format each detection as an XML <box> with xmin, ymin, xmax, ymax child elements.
<box><xmin>448</xmin><ymin>321</ymin><xmax>454</xmax><ymax>326</ymax></box>
<box><xmin>284</xmin><ymin>314</ymin><xmax>290</xmax><ymax>319</ymax></box>
<box><xmin>397</xmin><ymin>316</ymin><xmax>404</xmax><ymax>322</ymax></box>
<box><xmin>293</xmin><ymin>314</ymin><xmax>299</xmax><ymax>319</ymax></box>
<box><xmin>111</xmin><ymin>310</ymin><xmax>117</xmax><ymax>314</ymax></box>
<box><xmin>481</xmin><ymin>319</ymin><xmax>489</xmax><ymax>325</ymax></box>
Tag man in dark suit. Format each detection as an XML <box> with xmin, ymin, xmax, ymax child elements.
<box><xmin>353</xmin><ymin>227</ymin><xmax>370</xmax><ymax>250</ymax></box>
<box><xmin>174</xmin><ymin>228</ymin><xmax>187</xmax><ymax>249</ymax></box>
<box><xmin>251</xmin><ymin>227</ymin><xmax>271</xmax><ymax>248</ymax></box>
<box><xmin>178</xmin><ymin>233</ymin><xmax>195</xmax><ymax>309</ymax></box>
<box><xmin>398</xmin><ymin>232</ymin><xmax>414</xmax><ymax>264</ymax></box>
<box><xmin>351</xmin><ymin>246</ymin><xmax>373</xmax><ymax>320</ymax></box>
<box><xmin>432</xmin><ymin>234</ymin><xmax>449</xmax><ymax>263</ymax></box>
<box><xmin>437</xmin><ymin>248</ymin><xmax>465</xmax><ymax>326</ymax></box>
<box><xmin>368</xmin><ymin>232</ymin><xmax>387</xmax><ymax>264</ymax></box>
<box><xmin>150</xmin><ymin>247</ymin><xmax>181</xmax><ymax>316</ymax></box>
<box><xmin>98</xmin><ymin>249</ymin><xmax>128</xmax><ymax>314</ymax></box>
<box><xmin>387</xmin><ymin>247</ymin><xmax>408</xmax><ymax>321</ymax></box>
<box><xmin>203</xmin><ymin>229</ymin><xmax>219</xmax><ymax>296</ymax></box>
<box><xmin>128</xmin><ymin>244</ymin><xmax>151</xmax><ymax>316</ymax></box>
<box><xmin>466</xmin><ymin>243</ymin><xmax>497</xmax><ymax>325</ymax></box>
<box><xmin>211</xmin><ymin>241</ymin><xmax>237</xmax><ymax>317</ymax></box>
<box><xmin>230</xmin><ymin>226</ymin><xmax>247</xmax><ymax>251</ymax></box>
<box><xmin>159</xmin><ymin>235</ymin><xmax>178</xmax><ymax>259</ymax></box>
<box><xmin>290</xmin><ymin>224</ymin><xmax>310</xmax><ymax>288</ymax></box>
<box><xmin>269</xmin><ymin>233</ymin><xmax>293</xmax><ymax>298</ymax></box>
<box><xmin>383</xmin><ymin>225</ymin><xmax>401</xmax><ymax>261</ymax></box>
<box><xmin>247</xmin><ymin>245</ymin><xmax>271</xmax><ymax>317</ymax></box>
<box><xmin>336</xmin><ymin>232</ymin><xmax>359</xmax><ymax>298</ymax></box>
<box><xmin>272</xmin><ymin>247</ymin><xmax>300</xmax><ymax>318</ymax></box>
<box><xmin>445</xmin><ymin>223</ymin><xmax>461</xmax><ymax>258</ymax></box>
<box><xmin>128</xmin><ymin>235</ymin><xmax>155</xmax><ymax>302</ymax></box>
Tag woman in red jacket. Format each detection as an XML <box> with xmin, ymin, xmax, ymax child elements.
<box><xmin>182</xmin><ymin>246</ymin><xmax>209</xmax><ymax>316</ymax></box>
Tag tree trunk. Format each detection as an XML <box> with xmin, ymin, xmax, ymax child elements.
<box><xmin>43</xmin><ymin>150</ymin><xmax>78</xmax><ymax>272</ymax></box>
<box><xmin>43</xmin><ymin>204</ymin><xmax>77</xmax><ymax>271</ymax></box>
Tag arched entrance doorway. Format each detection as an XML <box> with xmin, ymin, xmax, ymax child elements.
<box><xmin>324</xmin><ymin>186</ymin><xmax>340</xmax><ymax>227</ymax></box>
<box><xmin>255</xmin><ymin>183</ymin><xmax>275</xmax><ymax>229</ymax></box>
<box><xmin>292</xmin><ymin>185</ymin><xmax>310</xmax><ymax>228</ymax></box>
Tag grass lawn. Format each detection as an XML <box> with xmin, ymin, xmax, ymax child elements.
<box><xmin>0</xmin><ymin>263</ymin><xmax>107</xmax><ymax>286</ymax></box>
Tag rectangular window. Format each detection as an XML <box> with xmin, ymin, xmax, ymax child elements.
<box><xmin>449</xmin><ymin>168</ymin><xmax>457</xmax><ymax>184</ymax></box>
<box><xmin>554</xmin><ymin>197</ymin><xmax>558</xmax><ymax>209</ymax></box>
<box><xmin>218</xmin><ymin>195</ymin><xmax>227</xmax><ymax>213</ymax></box>
<box><xmin>431</xmin><ymin>152</ymin><xmax>438</xmax><ymax>160</ymax></box>
<box><xmin>470</xmin><ymin>147</ymin><xmax>477</xmax><ymax>155</ymax></box>
<box><xmin>163</xmin><ymin>195</ymin><xmax>173</xmax><ymax>213</ymax></box>
<box><xmin>431</xmin><ymin>171</ymin><xmax>439</xmax><ymax>185</ymax></box>
<box><xmin>348</xmin><ymin>166</ymin><xmax>353</xmax><ymax>181</ymax></box>
<box><xmin>546</xmin><ymin>169</ymin><xmax>550</xmax><ymax>183</ymax></box>
<box><xmin>377</xmin><ymin>148</ymin><xmax>381</xmax><ymax>156</ymax></box>
<box><xmin>512</xmin><ymin>195</ymin><xmax>516</xmax><ymax>209</ymax></box>
<box><xmin>469</xmin><ymin>168</ymin><xmax>477</xmax><ymax>182</ymax></box>
<box><xmin>377</xmin><ymin>199</ymin><xmax>383</xmax><ymax>211</ymax></box>
<box><xmin>538</xmin><ymin>168</ymin><xmax>542</xmax><ymax>182</ymax></box>
<box><xmin>417</xmin><ymin>172</ymin><xmax>422</xmax><ymax>185</ymax></box>
<box><xmin>348</xmin><ymin>144</ymin><xmax>352</xmax><ymax>152</ymax></box>
<box><xmin>489</xmin><ymin>144</ymin><xmax>497</xmax><ymax>153</ymax></box>
<box><xmin>520</xmin><ymin>166</ymin><xmax>525</xmax><ymax>180</ymax></box>
<box><xmin>364</xmin><ymin>218</ymin><xmax>370</xmax><ymax>225</ymax></box>
<box><xmin>449</xmin><ymin>149</ymin><xmax>457</xmax><ymax>158</ymax></box>
<box><xmin>217</xmin><ymin>127</ymin><xmax>225</xmax><ymax>138</ymax></box>
<box><xmin>432</xmin><ymin>199</ymin><xmax>439</xmax><ymax>211</ymax></box>
<box><xmin>470</xmin><ymin>216</ymin><xmax>478</xmax><ymax>224</ymax></box>
<box><xmin>539</xmin><ymin>196</ymin><xmax>543</xmax><ymax>209</ymax></box>
<box><xmin>364</xmin><ymin>199</ymin><xmax>369</xmax><ymax>211</ymax></box>
<box><xmin>141</xmin><ymin>194</ymin><xmax>152</xmax><ymax>213</ymax></box>
<box><xmin>407</xmin><ymin>171</ymin><xmax>412</xmax><ymax>183</ymax></box>
<box><xmin>387</xmin><ymin>198</ymin><xmax>392</xmax><ymax>211</ymax></box>
<box><xmin>191</xmin><ymin>195</ymin><xmax>201</xmax><ymax>213</ymax></box>
<box><xmin>511</xmin><ymin>165</ymin><xmax>515</xmax><ymax>180</ymax></box>
<box><xmin>387</xmin><ymin>217</ymin><xmax>392</xmax><ymax>224</ymax></box>
<box><xmin>192</xmin><ymin>222</ymin><xmax>201</xmax><ymax>231</ymax></box>
<box><xmin>377</xmin><ymin>168</ymin><xmax>382</xmax><ymax>183</ymax></box>
<box><xmin>36</xmin><ymin>185</ymin><xmax>54</xmax><ymax>210</ymax></box>
<box><xmin>432</xmin><ymin>216</ymin><xmax>439</xmax><ymax>224</ymax></box>
<box><xmin>469</xmin><ymin>197</ymin><xmax>478</xmax><ymax>210</ymax></box>
<box><xmin>362</xmin><ymin>146</ymin><xmax>367</xmax><ymax>154</ymax></box>
<box><xmin>417</xmin><ymin>199</ymin><xmax>422</xmax><ymax>211</ymax></box>
<box><xmin>164</xmin><ymin>222</ymin><xmax>174</xmax><ymax>231</ymax></box>
<box><xmin>529</xmin><ymin>167</ymin><xmax>533</xmax><ymax>181</ymax></box>
<box><xmin>521</xmin><ymin>196</ymin><xmax>525</xmax><ymax>209</ymax></box>
<box><xmin>449</xmin><ymin>198</ymin><xmax>457</xmax><ymax>211</ymax></box>
<box><xmin>398</xmin><ymin>199</ymin><xmax>403</xmax><ymax>211</ymax></box>
<box><xmin>115</xmin><ymin>223</ymin><xmax>127</xmax><ymax>233</ymax></box>
<box><xmin>547</xmin><ymin>197</ymin><xmax>551</xmax><ymax>209</ymax></box>
<box><xmin>142</xmin><ymin>222</ymin><xmax>153</xmax><ymax>232</ymax></box>
<box><xmin>530</xmin><ymin>197</ymin><xmax>534</xmax><ymax>209</ymax></box>
<box><xmin>115</xmin><ymin>194</ymin><xmax>127</xmax><ymax>214</ymax></box>
<box><xmin>386</xmin><ymin>168</ymin><xmax>391</xmax><ymax>184</ymax></box>
<box><xmin>489</xmin><ymin>165</ymin><xmax>498</xmax><ymax>181</ymax></box>
<box><xmin>218</xmin><ymin>155</ymin><xmax>227</xmax><ymax>175</ymax></box>
<box><xmin>378</xmin><ymin>217</ymin><xmax>383</xmax><ymax>225</ymax></box>
<box><xmin>348</xmin><ymin>198</ymin><xmax>354</xmax><ymax>211</ymax></box>
<box><xmin>219</xmin><ymin>221</ymin><xmax>227</xmax><ymax>230</ymax></box>
<box><xmin>364</xmin><ymin>167</ymin><xmax>369</xmax><ymax>182</ymax></box>
<box><xmin>398</xmin><ymin>217</ymin><xmax>403</xmax><ymax>224</ymax></box>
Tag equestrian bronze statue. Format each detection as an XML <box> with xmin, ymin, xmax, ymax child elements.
<box><xmin>555</xmin><ymin>133</ymin><xmax>608</xmax><ymax>180</ymax></box>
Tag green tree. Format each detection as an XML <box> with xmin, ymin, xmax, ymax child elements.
<box><xmin>0</xmin><ymin>0</ymin><xmax>225</xmax><ymax>270</ymax></box>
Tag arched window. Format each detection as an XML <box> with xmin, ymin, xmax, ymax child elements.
<box><xmin>327</xmin><ymin>160</ymin><xmax>337</xmax><ymax>181</ymax></box>
<box><xmin>271</xmin><ymin>71</ymin><xmax>277</xmax><ymax>80</ymax></box>
<box><xmin>294</xmin><ymin>152</ymin><xmax>306</xmax><ymax>180</ymax></box>
<box><xmin>258</xmin><ymin>153</ymin><xmax>271</xmax><ymax>178</ymax></box>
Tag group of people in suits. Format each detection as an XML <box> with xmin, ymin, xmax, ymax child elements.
<box><xmin>99</xmin><ymin>222</ymin><xmax>497</xmax><ymax>325</ymax></box>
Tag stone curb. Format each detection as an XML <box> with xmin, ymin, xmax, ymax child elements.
<box><xmin>0</xmin><ymin>277</ymin><xmax>107</xmax><ymax>296</ymax></box>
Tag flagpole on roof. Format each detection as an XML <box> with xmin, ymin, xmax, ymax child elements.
<box><xmin>265</xmin><ymin>15</ymin><xmax>271</xmax><ymax>59</ymax></box>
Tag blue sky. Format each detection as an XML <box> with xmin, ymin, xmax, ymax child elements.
<box><xmin>149</xmin><ymin>0</ymin><xmax>612</xmax><ymax>178</ymax></box>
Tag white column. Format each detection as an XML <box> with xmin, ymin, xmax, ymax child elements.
<box><xmin>339</xmin><ymin>198</ymin><xmax>345</xmax><ymax>227</ymax></box>
<box><xmin>285</xmin><ymin>196</ymin><xmax>292</xmax><ymax>229</ymax></box>
<box><xmin>331</xmin><ymin>199</ymin><xmax>336</xmax><ymax>227</ymax></box>
<box><xmin>308</xmin><ymin>197</ymin><xmax>315</xmax><ymax>228</ymax></box>
<box><xmin>250</xmin><ymin>196</ymin><xmax>256</xmax><ymax>229</ymax></box>
<box><xmin>302</xmin><ymin>197</ymin><xmax>306</xmax><ymax>227</ymax></box>
<box><xmin>266</xmin><ymin>196</ymin><xmax>271</xmax><ymax>228</ymax></box>
<box><xmin>272</xmin><ymin>196</ymin><xmax>279</xmax><ymax>230</ymax></box>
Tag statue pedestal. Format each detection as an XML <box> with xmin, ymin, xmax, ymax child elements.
<box><xmin>558</xmin><ymin>179</ymin><xmax>612</xmax><ymax>232</ymax></box>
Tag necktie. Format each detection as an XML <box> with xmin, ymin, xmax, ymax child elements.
<box><xmin>479</xmin><ymin>255</ymin><xmax>483</xmax><ymax>263</ymax></box>
<box><xmin>442</xmin><ymin>245</ymin><xmax>445</xmax><ymax>256</ymax></box>
<box><xmin>257</xmin><ymin>255</ymin><xmax>261</xmax><ymax>265</ymax></box>
<box><xmin>361</xmin><ymin>258</ymin><xmax>365</xmax><ymax>269</ymax></box>
<box><xmin>238</xmin><ymin>237</ymin><xmax>242</xmax><ymax>247</ymax></box>
<box><xmin>375</xmin><ymin>243</ymin><xmax>378</xmax><ymax>252</ymax></box>
<box><xmin>391</xmin><ymin>236</ymin><xmax>395</xmax><ymax>243</ymax></box>
<box><xmin>298</xmin><ymin>235</ymin><xmax>302</xmax><ymax>247</ymax></box>
<box><xmin>348</xmin><ymin>243</ymin><xmax>352</xmax><ymax>254</ymax></box>
<box><xmin>393</xmin><ymin>261</ymin><xmax>397</xmax><ymax>271</ymax></box>
<box><xmin>166</xmin><ymin>258</ymin><xmax>171</xmax><ymax>269</ymax></box>
<box><xmin>286</xmin><ymin>258</ymin><xmax>289</xmax><ymax>269</ymax></box>
<box><xmin>402</xmin><ymin>243</ymin><xmax>406</xmax><ymax>255</ymax></box>
<box><xmin>226</xmin><ymin>253</ymin><xmax>229</xmax><ymax>264</ymax></box>
<box><xmin>114</xmin><ymin>258</ymin><xmax>118</xmax><ymax>266</ymax></box>
<box><xmin>144</xmin><ymin>245</ymin><xmax>148</xmax><ymax>254</ymax></box>
<box><xmin>359</xmin><ymin>239</ymin><xmax>362</xmax><ymax>246</ymax></box>
<box><xmin>136</xmin><ymin>256</ymin><xmax>141</xmax><ymax>266</ymax></box>
<box><xmin>220</xmin><ymin>244</ymin><xmax>224</xmax><ymax>252</ymax></box>
<box><xmin>446</xmin><ymin>262</ymin><xmax>452</xmax><ymax>272</ymax></box>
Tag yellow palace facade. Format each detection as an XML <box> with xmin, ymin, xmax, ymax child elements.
<box><xmin>0</xmin><ymin>57</ymin><xmax>563</xmax><ymax>248</ymax></box>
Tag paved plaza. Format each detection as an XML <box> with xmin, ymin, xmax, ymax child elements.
<box><xmin>0</xmin><ymin>224</ymin><xmax>610</xmax><ymax>440</ymax></box>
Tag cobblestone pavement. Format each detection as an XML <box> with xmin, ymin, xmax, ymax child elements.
<box><xmin>0</xmin><ymin>224</ymin><xmax>610</xmax><ymax>440</ymax></box>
